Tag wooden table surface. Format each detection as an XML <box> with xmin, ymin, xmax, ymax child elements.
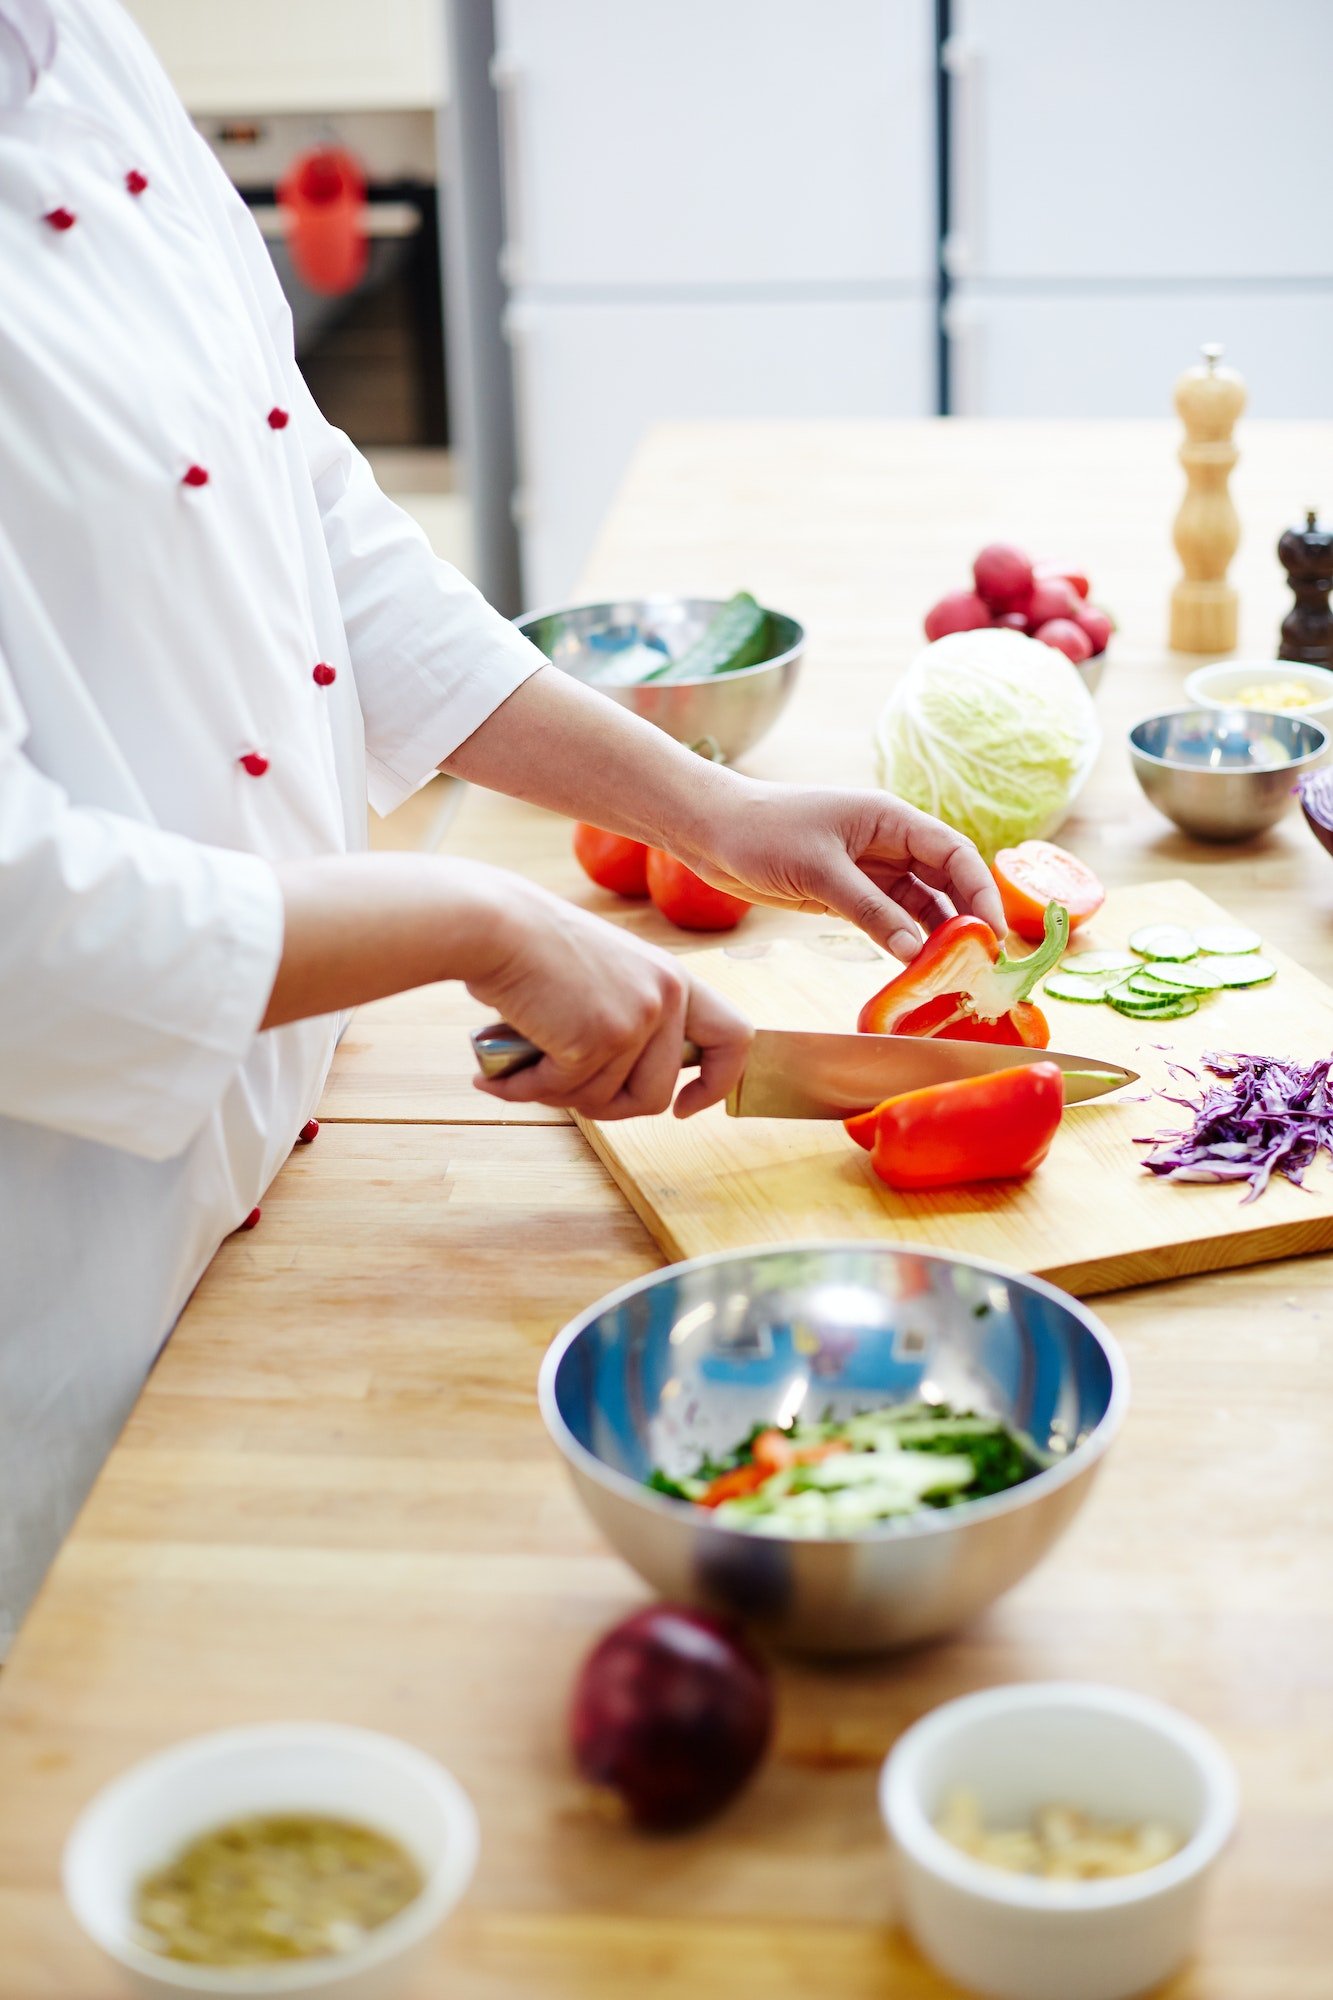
<box><xmin>2</xmin><ymin>422</ymin><xmax>1331</xmax><ymax>1996</ymax></box>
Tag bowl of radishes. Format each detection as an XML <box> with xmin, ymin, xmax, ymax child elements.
<box><xmin>925</xmin><ymin>547</ymin><xmax>1115</xmax><ymax>697</ymax></box>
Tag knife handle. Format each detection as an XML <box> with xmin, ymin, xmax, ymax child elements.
<box><xmin>471</xmin><ymin>1021</ymin><xmax>704</xmax><ymax>1082</ymax></box>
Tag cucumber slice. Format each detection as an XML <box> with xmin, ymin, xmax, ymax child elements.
<box><xmin>1107</xmin><ymin>990</ymin><xmax>1200</xmax><ymax>1020</ymax></box>
<box><xmin>1135</xmin><ymin>962</ymin><xmax>1225</xmax><ymax>995</ymax></box>
<box><xmin>1044</xmin><ymin>972</ymin><xmax>1119</xmax><ymax>1003</ymax></box>
<box><xmin>1194</xmin><ymin>953</ymin><xmax>1276</xmax><ymax>987</ymax></box>
<box><xmin>1128</xmin><ymin>924</ymin><xmax>1199</xmax><ymax>962</ymax></box>
<box><xmin>1194</xmin><ymin>924</ymin><xmax>1262</xmax><ymax>956</ymax></box>
<box><xmin>1126</xmin><ymin>970</ymin><xmax>1180</xmax><ymax>998</ymax></box>
<box><xmin>1058</xmin><ymin>950</ymin><xmax>1141</xmax><ymax>977</ymax></box>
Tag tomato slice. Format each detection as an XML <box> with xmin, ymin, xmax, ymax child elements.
<box><xmin>993</xmin><ymin>841</ymin><xmax>1105</xmax><ymax>945</ymax></box>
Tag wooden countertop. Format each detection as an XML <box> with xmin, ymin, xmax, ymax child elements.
<box><xmin>2</xmin><ymin>422</ymin><xmax>1331</xmax><ymax>1996</ymax></box>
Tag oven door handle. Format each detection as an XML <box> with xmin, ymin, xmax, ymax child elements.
<box><xmin>248</xmin><ymin>200</ymin><xmax>422</xmax><ymax>243</ymax></box>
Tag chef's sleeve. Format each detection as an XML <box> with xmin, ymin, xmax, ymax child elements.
<box><xmin>0</xmin><ymin>659</ymin><xmax>284</xmax><ymax>1162</ymax></box>
<box><xmin>183</xmin><ymin>135</ymin><xmax>545</xmax><ymax>818</ymax></box>
<box><xmin>294</xmin><ymin>385</ymin><xmax>544</xmax><ymax>815</ymax></box>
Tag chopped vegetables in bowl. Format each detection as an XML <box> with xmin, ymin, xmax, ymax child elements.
<box><xmin>647</xmin><ymin>1401</ymin><xmax>1044</xmax><ymax>1537</ymax></box>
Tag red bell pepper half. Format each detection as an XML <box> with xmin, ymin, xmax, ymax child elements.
<box><xmin>845</xmin><ymin>1062</ymin><xmax>1065</xmax><ymax>1192</ymax></box>
<box><xmin>856</xmin><ymin>903</ymin><xmax>1069</xmax><ymax>1048</ymax></box>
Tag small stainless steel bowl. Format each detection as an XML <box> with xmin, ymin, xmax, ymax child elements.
<box><xmin>1128</xmin><ymin>706</ymin><xmax>1327</xmax><ymax>843</ymax></box>
<box><xmin>514</xmin><ymin>595</ymin><xmax>804</xmax><ymax>764</ymax></box>
<box><xmin>539</xmin><ymin>1243</ymin><xmax>1127</xmax><ymax>1657</ymax></box>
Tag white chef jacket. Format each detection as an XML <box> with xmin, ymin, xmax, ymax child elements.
<box><xmin>0</xmin><ymin>0</ymin><xmax>542</xmax><ymax>1649</ymax></box>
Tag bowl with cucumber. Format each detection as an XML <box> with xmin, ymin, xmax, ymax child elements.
<box><xmin>514</xmin><ymin>593</ymin><xmax>804</xmax><ymax>764</ymax></box>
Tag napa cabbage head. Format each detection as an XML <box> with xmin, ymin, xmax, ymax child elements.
<box><xmin>876</xmin><ymin>629</ymin><xmax>1101</xmax><ymax>860</ymax></box>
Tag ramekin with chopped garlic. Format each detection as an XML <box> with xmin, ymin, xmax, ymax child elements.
<box><xmin>936</xmin><ymin>1789</ymin><xmax>1181</xmax><ymax>1881</ymax></box>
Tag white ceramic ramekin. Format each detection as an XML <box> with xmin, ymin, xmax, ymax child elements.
<box><xmin>1185</xmin><ymin>657</ymin><xmax>1333</xmax><ymax>725</ymax></box>
<box><xmin>880</xmin><ymin>1682</ymin><xmax>1238</xmax><ymax>2000</ymax></box>
<box><xmin>63</xmin><ymin>1723</ymin><xmax>479</xmax><ymax>2000</ymax></box>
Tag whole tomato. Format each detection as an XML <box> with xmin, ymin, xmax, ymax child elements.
<box><xmin>646</xmin><ymin>850</ymin><xmax>750</xmax><ymax>932</ymax></box>
<box><xmin>573</xmin><ymin>823</ymin><xmax>650</xmax><ymax>898</ymax></box>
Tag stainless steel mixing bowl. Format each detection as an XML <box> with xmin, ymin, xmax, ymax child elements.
<box><xmin>539</xmin><ymin>1244</ymin><xmax>1127</xmax><ymax>1656</ymax></box>
<box><xmin>514</xmin><ymin>596</ymin><xmax>804</xmax><ymax>764</ymax></box>
<box><xmin>1128</xmin><ymin>707</ymin><xmax>1327</xmax><ymax>842</ymax></box>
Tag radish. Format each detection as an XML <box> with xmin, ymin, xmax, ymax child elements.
<box><xmin>1034</xmin><ymin>617</ymin><xmax>1094</xmax><ymax>664</ymax></box>
<box><xmin>972</xmin><ymin>543</ymin><xmax>1034</xmax><ymax>615</ymax></box>
<box><xmin>1076</xmin><ymin>604</ymin><xmax>1114</xmax><ymax>654</ymax></box>
<box><xmin>924</xmin><ymin>590</ymin><xmax>993</xmax><ymax>642</ymax></box>
<box><xmin>1025</xmin><ymin>576</ymin><xmax>1080</xmax><ymax>630</ymax></box>
<box><xmin>1035</xmin><ymin>561</ymin><xmax>1091</xmax><ymax>600</ymax></box>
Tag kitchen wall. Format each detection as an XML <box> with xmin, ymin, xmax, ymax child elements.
<box><xmin>122</xmin><ymin>0</ymin><xmax>446</xmax><ymax>111</ymax></box>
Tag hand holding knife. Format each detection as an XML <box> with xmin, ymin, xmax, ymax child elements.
<box><xmin>471</xmin><ymin>1021</ymin><xmax>1137</xmax><ymax>1120</ymax></box>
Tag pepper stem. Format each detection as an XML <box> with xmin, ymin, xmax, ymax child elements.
<box><xmin>998</xmin><ymin>902</ymin><xmax>1070</xmax><ymax>1001</ymax></box>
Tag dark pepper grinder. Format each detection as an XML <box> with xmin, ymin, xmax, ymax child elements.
<box><xmin>1278</xmin><ymin>509</ymin><xmax>1333</xmax><ymax>666</ymax></box>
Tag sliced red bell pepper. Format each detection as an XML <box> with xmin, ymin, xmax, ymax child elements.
<box><xmin>845</xmin><ymin>1062</ymin><xmax>1065</xmax><ymax>1192</ymax></box>
<box><xmin>697</xmin><ymin>1462</ymin><xmax>771</xmax><ymax>1508</ymax></box>
<box><xmin>857</xmin><ymin>902</ymin><xmax>1068</xmax><ymax>1048</ymax></box>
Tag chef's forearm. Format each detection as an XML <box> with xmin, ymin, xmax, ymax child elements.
<box><xmin>260</xmin><ymin>854</ymin><xmax>519</xmax><ymax>1029</ymax></box>
<box><xmin>440</xmin><ymin>663</ymin><xmax>742</xmax><ymax>859</ymax></box>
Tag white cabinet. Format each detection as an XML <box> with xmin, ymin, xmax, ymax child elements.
<box><xmin>493</xmin><ymin>0</ymin><xmax>939</xmax><ymax>601</ymax></box>
<box><xmin>947</xmin><ymin>0</ymin><xmax>1333</xmax><ymax>284</ymax></box>
<box><xmin>945</xmin><ymin>0</ymin><xmax>1333</xmax><ymax>417</ymax></box>
<box><xmin>945</xmin><ymin>288</ymin><xmax>1333</xmax><ymax>418</ymax></box>
<box><xmin>509</xmin><ymin>296</ymin><xmax>935</xmax><ymax>607</ymax></box>
<box><xmin>494</xmin><ymin>0</ymin><xmax>934</xmax><ymax>289</ymax></box>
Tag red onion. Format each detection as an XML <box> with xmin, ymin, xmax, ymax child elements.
<box><xmin>1136</xmin><ymin>1049</ymin><xmax>1333</xmax><ymax>1202</ymax></box>
<box><xmin>569</xmin><ymin>1605</ymin><xmax>773</xmax><ymax>1832</ymax></box>
<box><xmin>1298</xmin><ymin>768</ymin><xmax>1333</xmax><ymax>833</ymax></box>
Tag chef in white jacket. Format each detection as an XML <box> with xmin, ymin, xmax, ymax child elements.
<box><xmin>0</xmin><ymin>0</ymin><xmax>1004</xmax><ymax>1649</ymax></box>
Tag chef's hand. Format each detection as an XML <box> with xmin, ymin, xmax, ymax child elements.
<box><xmin>674</xmin><ymin>779</ymin><xmax>1006</xmax><ymax>964</ymax></box>
<box><xmin>466</xmin><ymin>876</ymin><xmax>751</xmax><ymax>1120</ymax></box>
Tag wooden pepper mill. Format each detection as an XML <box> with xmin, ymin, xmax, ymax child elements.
<box><xmin>1277</xmin><ymin>509</ymin><xmax>1333</xmax><ymax>667</ymax></box>
<box><xmin>1169</xmin><ymin>342</ymin><xmax>1247</xmax><ymax>654</ymax></box>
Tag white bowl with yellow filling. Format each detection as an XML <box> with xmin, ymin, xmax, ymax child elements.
<box><xmin>1186</xmin><ymin>657</ymin><xmax>1333</xmax><ymax>726</ymax></box>
<box><xmin>63</xmin><ymin>1724</ymin><xmax>478</xmax><ymax>1999</ymax></box>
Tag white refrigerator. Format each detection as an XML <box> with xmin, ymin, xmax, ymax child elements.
<box><xmin>943</xmin><ymin>0</ymin><xmax>1333</xmax><ymax>418</ymax></box>
<box><xmin>493</xmin><ymin>0</ymin><xmax>940</xmax><ymax>607</ymax></box>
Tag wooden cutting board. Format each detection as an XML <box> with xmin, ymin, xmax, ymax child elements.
<box><xmin>578</xmin><ymin>879</ymin><xmax>1333</xmax><ymax>1296</ymax></box>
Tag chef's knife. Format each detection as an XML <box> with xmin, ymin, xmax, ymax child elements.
<box><xmin>470</xmin><ymin>1022</ymin><xmax>1138</xmax><ymax>1119</ymax></box>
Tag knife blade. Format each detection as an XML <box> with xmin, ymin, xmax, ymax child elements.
<box><xmin>470</xmin><ymin>1022</ymin><xmax>1137</xmax><ymax>1119</ymax></box>
<box><xmin>724</xmin><ymin>1029</ymin><xmax>1137</xmax><ymax>1119</ymax></box>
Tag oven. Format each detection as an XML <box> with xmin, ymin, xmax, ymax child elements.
<box><xmin>199</xmin><ymin>108</ymin><xmax>448</xmax><ymax>449</ymax></box>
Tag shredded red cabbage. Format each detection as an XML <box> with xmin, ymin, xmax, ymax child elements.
<box><xmin>1135</xmin><ymin>1050</ymin><xmax>1333</xmax><ymax>1203</ymax></box>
